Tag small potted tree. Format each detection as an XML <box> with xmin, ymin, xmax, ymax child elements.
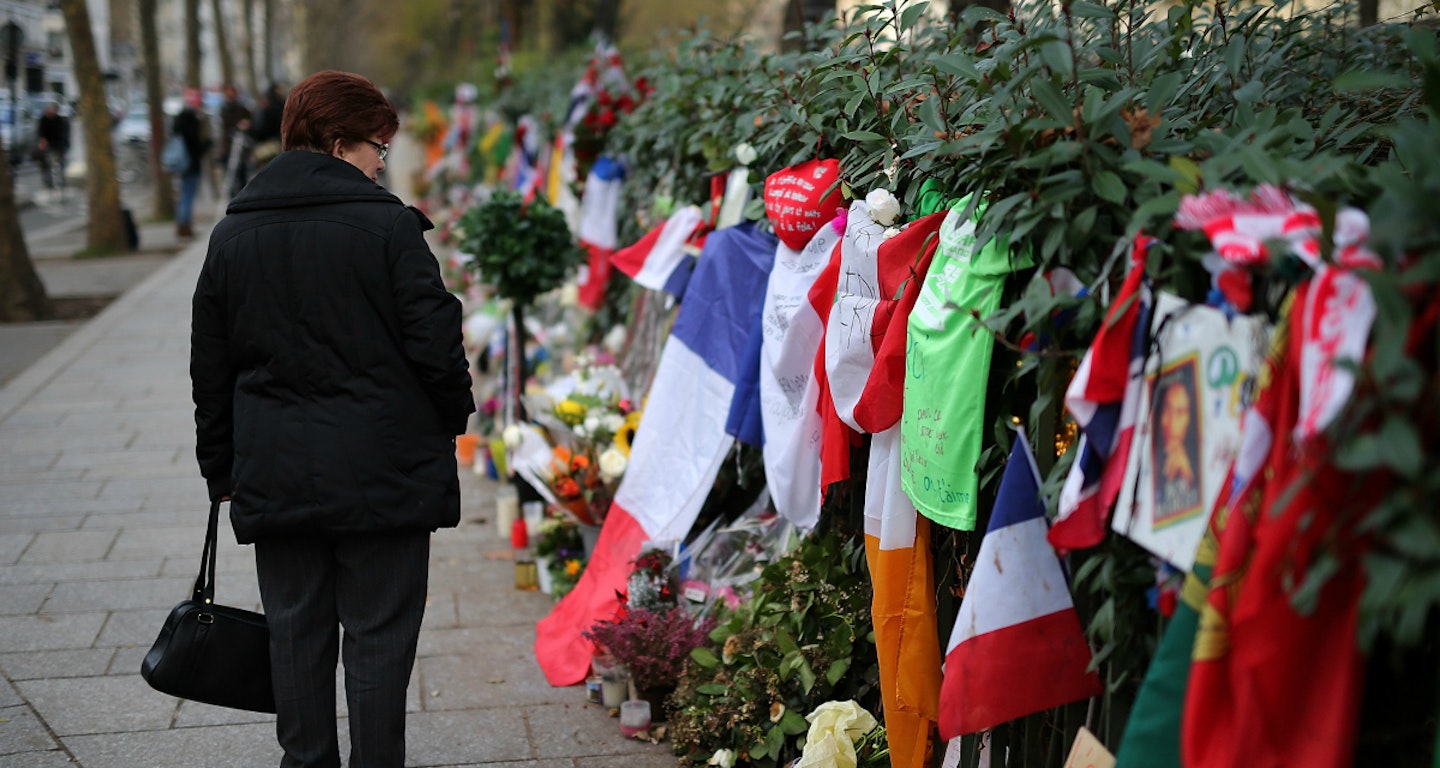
<box><xmin>458</xmin><ymin>190</ymin><xmax>585</xmax><ymax>503</ymax></box>
<box><xmin>458</xmin><ymin>189</ymin><xmax>585</xmax><ymax>418</ymax></box>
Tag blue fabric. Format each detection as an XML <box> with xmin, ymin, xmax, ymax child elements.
<box><xmin>725</xmin><ymin>307</ymin><xmax>766</xmax><ymax>447</ymax></box>
<box><xmin>592</xmin><ymin>156</ymin><xmax>625</xmax><ymax>182</ymax></box>
<box><xmin>669</xmin><ymin>223</ymin><xmax>778</xmax><ymax>386</ymax></box>
<box><xmin>661</xmin><ymin>255</ymin><xmax>696</xmax><ymax>300</ymax></box>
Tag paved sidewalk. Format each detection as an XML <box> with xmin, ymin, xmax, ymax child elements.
<box><xmin>0</xmin><ymin>162</ymin><xmax>671</xmax><ymax>767</ymax></box>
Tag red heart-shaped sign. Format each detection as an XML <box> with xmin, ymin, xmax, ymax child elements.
<box><xmin>764</xmin><ymin>159</ymin><xmax>843</xmax><ymax>250</ymax></box>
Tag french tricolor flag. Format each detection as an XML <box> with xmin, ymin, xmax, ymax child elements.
<box><xmin>609</xmin><ymin>205</ymin><xmax>706</xmax><ymax>297</ymax></box>
<box><xmin>939</xmin><ymin>433</ymin><xmax>1101</xmax><ymax>739</ymax></box>
<box><xmin>1047</xmin><ymin>235</ymin><xmax>1154</xmax><ymax>554</ymax></box>
<box><xmin>534</xmin><ymin>223</ymin><xmax>777</xmax><ymax>686</ymax></box>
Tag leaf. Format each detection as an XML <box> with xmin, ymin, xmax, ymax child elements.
<box><xmin>1069</xmin><ymin>1</ymin><xmax>1117</xmax><ymax>20</ymax></box>
<box><xmin>826</xmin><ymin>657</ymin><xmax>851</xmax><ymax>686</ymax></box>
<box><xmin>696</xmin><ymin>683</ymin><xmax>730</xmax><ymax>696</ymax></box>
<box><xmin>1168</xmin><ymin>156</ymin><xmax>1202</xmax><ymax>193</ymax></box>
<box><xmin>766</xmin><ymin>721</ymin><xmax>786</xmax><ymax>760</ymax></box>
<box><xmin>1092</xmin><ymin>170</ymin><xmax>1128</xmax><ymax>204</ymax></box>
<box><xmin>691</xmin><ymin>647</ymin><xmax>721</xmax><ymax>669</ymax></box>
<box><xmin>1332</xmin><ymin>70</ymin><xmax>1413</xmax><ymax>93</ymax></box>
<box><xmin>841</xmin><ymin>130</ymin><xmax>886</xmax><ymax>142</ymax></box>
<box><xmin>1041</xmin><ymin>39</ymin><xmax>1074</xmax><ymax>80</ymax></box>
<box><xmin>1029</xmin><ymin>78</ymin><xmax>1075</xmax><ymax>125</ymax></box>
<box><xmin>797</xmin><ymin>658</ymin><xmax>817</xmax><ymax>694</ymax></box>
<box><xmin>779</xmin><ymin>709</ymin><xmax>810</xmax><ymax>735</ymax></box>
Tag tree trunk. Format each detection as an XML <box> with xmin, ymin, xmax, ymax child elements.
<box><xmin>262</xmin><ymin>0</ymin><xmax>274</xmax><ymax>83</ymax></box>
<box><xmin>1359</xmin><ymin>0</ymin><xmax>1379</xmax><ymax>26</ymax></box>
<box><xmin>186</xmin><ymin>0</ymin><xmax>202</xmax><ymax>90</ymax></box>
<box><xmin>0</xmin><ymin>142</ymin><xmax>49</xmax><ymax>322</ymax></box>
<box><xmin>211</xmin><ymin>0</ymin><xmax>236</xmax><ymax>86</ymax></box>
<box><xmin>242</xmin><ymin>0</ymin><xmax>258</xmax><ymax>96</ymax></box>
<box><xmin>139</xmin><ymin>0</ymin><xmax>176</xmax><ymax>219</ymax></box>
<box><xmin>59</xmin><ymin>0</ymin><xmax>129</xmax><ymax>253</ymax></box>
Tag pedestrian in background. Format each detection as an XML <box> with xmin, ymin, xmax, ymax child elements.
<box><xmin>34</xmin><ymin>102</ymin><xmax>70</xmax><ymax>193</ymax></box>
<box><xmin>171</xmin><ymin>88</ymin><xmax>210</xmax><ymax>239</ymax></box>
<box><xmin>248</xmin><ymin>82</ymin><xmax>286</xmax><ymax>173</ymax></box>
<box><xmin>190</xmin><ymin>69</ymin><xmax>474</xmax><ymax>768</ymax></box>
<box><xmin>217</xmin><ymin>83</ymin><xmax>253</xmax><ymax>198</ymax></box>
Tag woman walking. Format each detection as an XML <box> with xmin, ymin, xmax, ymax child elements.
<box><xmin>190</xmin><ymin>70</ymin><xmax>475</xmax><ymax>768</ymax></box>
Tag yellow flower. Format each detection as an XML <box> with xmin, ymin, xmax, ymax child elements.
<box><xmin>614</xmin><ymin>411</ymin><xmax>643</xmax><ymax>456</ymax></box>
<box><xmin>555</xmin><ymin>399</ymin><xmax>588</xmax><ymax>426</ymax></box>
<box><xmin>565</xmin><ymin>559</ymin><xmax>582</xmax><ymax>577</ymax></box>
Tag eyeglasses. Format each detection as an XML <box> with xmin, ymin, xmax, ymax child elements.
<box><xmin>363</xmin><ymin>139</ymin><xmax>389</xmax><ymax>160</ymax></box>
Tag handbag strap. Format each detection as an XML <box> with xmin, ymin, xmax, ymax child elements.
<box><xmin>191</xmin><ymin>499</ymin><xmax>221</xmax><ymax>604</ymax></box>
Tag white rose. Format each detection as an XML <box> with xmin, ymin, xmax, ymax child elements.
<box><xmin>584</xmin><ymin>415</ymin><xmax>601</xmax><ymax>432</ymax></box>
<box><xmin>734</xmin><ymin>143</ymin><xmax>757</xmax><ymax>166</ymax></box>
<box><xmin>598</xmin><ymin>447</ymin><xmax>628</xmax><ymax>482</ymax></box>
<box><xmin>708</xmin><ymin>749</ymin><xmax>736</xmax><ymax>768</ymax></box>
<box><xmin>501</xmin><ymin>424</ymin><xmax>523</xmax><ymax>449</ymax></box>
<box><xmin>882</xmin><ymin>226</ymin><xmax>901</xmax><ymax>240</ymax></box>
<box><xmin>865</xmin><ymin>188</ymin><xmax>902</xmax><ymax>226</ymax></box>
<box><xmin>795</xmin><ymin>700</ymin><xmax>878</xmax><ymax>768</ymax></box>
<box><xmin>602</xmin><ymin>413</ymin><xmax>625</xmax><ymax>432</ymax></box>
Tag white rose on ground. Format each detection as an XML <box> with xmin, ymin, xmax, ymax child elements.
<box><xmin>865</xmin><ymin>188</ymin><xmax>902</xmax><ymax>226</ymax></box>
<box><xmin>708</xmin><ymin>749</ymin><xmax>736</xmax><ymax>768</ymax></box>
<box><xmin>502</xmin><ymin>424</ymin><xmax>523</xmax><ymax>449</ymax></box>
<box><xmin>598</xmin><ymin>447</ymin><xmax>629</xmax><ymax>482</ymax></box>
<box><xmin>734</xmin><ymin>143</ymin><xmax>757</xmax><ymax>166</ymax></box>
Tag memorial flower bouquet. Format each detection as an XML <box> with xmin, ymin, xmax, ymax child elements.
<box><xmin>541</xmin><ymin>357</ymin><xmax>640</xmax><ymax>526</ymax></box>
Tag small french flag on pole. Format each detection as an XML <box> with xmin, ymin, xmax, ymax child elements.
<box><xmin>938</xmin><ymin>431</ymin><xmax>1101</xmax><ymax>740</ymax></box>
<box><xmin>609</xmin><ymin>205</ymin><xmax>706</xmax><ymax>297</ymax></box>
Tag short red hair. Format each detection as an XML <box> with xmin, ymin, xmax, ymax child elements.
<box><xmin>280</xmin><ymin>70</ymin><xmax>399</xmax><ymax>153</ymax></box>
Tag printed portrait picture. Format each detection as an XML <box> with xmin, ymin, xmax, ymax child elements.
<box><xmin>1150</xmin><ymin>356</ymin><xmax>1203</xmax><ymax>527</ymax></box>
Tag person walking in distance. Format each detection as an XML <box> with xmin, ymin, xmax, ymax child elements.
<box><xmin>190</xmin><ymin>70</ymin><xmax>474</xmax><ymax>768</ymax></box>
<box><xmin>172</xmin><ymin>88</ymin><xmax>211</xmax><ymax>238</ymax></box>
<box><xmin>34</xmin><ymin>102</ymin><xmax>70</xmax><ymax>194</ymax></box>
<box><xmin>217</xmin><ymin>83</ymin><xmax>253</xmax><ymax>198</ymax></box>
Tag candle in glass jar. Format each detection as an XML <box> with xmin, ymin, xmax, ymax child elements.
<box><xmin>601</xmin><ymin>675</ymin><xmax>628</xmax><ymax>708</ymax></box>
<box><xmin>619</xmin><ymin>699</ymin><xmax>651</xmax><ymax>737</ymax></box>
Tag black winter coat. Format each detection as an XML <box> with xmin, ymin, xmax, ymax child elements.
<box><xmin>191</xmin><ymin>150</ymin><xmax>475</xmax><ymax>543</ymax></box>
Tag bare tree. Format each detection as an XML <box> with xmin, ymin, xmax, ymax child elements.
<box><xmin>186</xmin><ymin>0</ymin><xmax>202</xmax><ymax>89</ymax></box>
<box><xmin>139</xmin><ymin>0</ymin><xmax>176</xmax><ymax>219</ymax></box>
<box><xmin>211</xmin><ymin>0</ymin><xmax>236</xmax><ymax>86</ymax></box>
<box><xmin>263</xmin><ymin>0</ymin><xmax>274</xmax><ymax>83</ymax></box>
<box><xmin>243</xmin><ymin>0</ymin><xmax>259</xmax><ymax>96</ymax></box>
<box><xmin>0</xmin><ymin>142</ymin><xmax>48</xmax><ymax>322</ymax></box>
<box><xmin>59</xmin><ymin>0</ymin><xmax>129</xmax><ymax>253</ymax></box>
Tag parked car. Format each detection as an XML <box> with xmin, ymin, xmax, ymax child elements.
<box><xmin>114</xmin><ymin>104</ymin><xmax>153</xmax><ymax>144</ymax></box>
<box><xmin>1</xmin><ymin>90</ymin><xmax>39</xmax><ymax>168</ymax></box>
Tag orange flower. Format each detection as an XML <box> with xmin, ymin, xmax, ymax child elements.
<box><xmin>556</xmin><ymin>477</ymin><xmax>581</xmax><ymax>498</ymax></box>
<box><xmin>553</xmin><ymin>446</ymin><xmax>573</xmax><ymax>464</ymax></box>
<box><xmin>572</xmin><ymin>454</ymin><xmax>591</xmax><ymax>470</ymax></box>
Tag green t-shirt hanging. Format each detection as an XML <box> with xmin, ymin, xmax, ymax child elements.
<box><xmin>901</xmin><ymin>196</ymin><xmax>1033</xmax><ymax>530</ymax></box>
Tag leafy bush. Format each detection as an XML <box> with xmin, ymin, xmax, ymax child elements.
<box><xmin>457</xmin><ymin>190</ymin><xmax>586</xmax><ymax>304</ymax></box>
<box><xmin>670</xmin><ymin>529</ymin><xmax>878</xmax><ymax>768</ymax></box>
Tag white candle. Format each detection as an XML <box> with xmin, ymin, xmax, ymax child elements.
<box><xmin>495</xmin><ymin>492</ymin><xmax>519</xmax><ymax>538</ymax></box>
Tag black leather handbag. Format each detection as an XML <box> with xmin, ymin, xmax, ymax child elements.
<box><xmin>140</xmin><ymin>499</ymin><xmax>276</xmax><ymax>713</ymax></box>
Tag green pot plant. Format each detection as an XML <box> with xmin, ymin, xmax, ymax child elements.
<box><xmin>457</xmin><ymin>190</ymin><xmax>586</xmax><ymax>419</ymax></box>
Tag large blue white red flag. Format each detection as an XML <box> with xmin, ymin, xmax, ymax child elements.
<box><xmin>535</xmin><ymin>223</ymin><xmax>777</xmax><ymax>686</ymax></box>
<box><xmin>1048</xmin><ymin>235</ymin><xmax>1154</xmax><ymax>554</ymax></box>
<box><xmin>939</xmin><ymin>432</ymin><xmax>1101</xmax><ymax>739</ymax></box>
<box><xmin>609</xmin><ymin>206</ymin><xmax>705</xmax><ymax>297</ymax></box>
